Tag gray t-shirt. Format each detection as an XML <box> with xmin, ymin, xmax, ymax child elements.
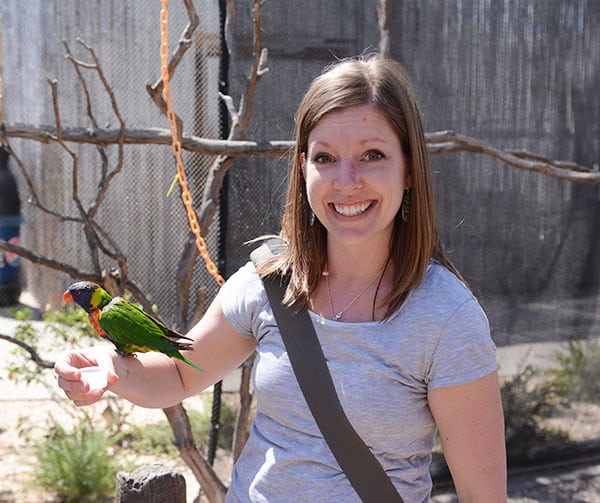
<box><xmin>219</xmin><ymin>261</ymin><xmax>497</xmax><ymax>502</ymax></box>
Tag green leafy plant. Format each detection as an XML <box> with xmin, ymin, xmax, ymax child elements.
<box><xmin>33</xmin><ymin>419</ymin><xmax>119</xmax><ymax>502</ymax></box>
<box><xmin>548</xmin><ymin>339</ymin><xmax>600</xmax><ymax>404</ymax></box>
<box><xmin>501</xmin><ymin>365</ymin><xmax>566</xmax><ymax>451</ymax></box>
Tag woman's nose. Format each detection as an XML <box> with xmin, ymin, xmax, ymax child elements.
<box><xmin>332</xmin><ymin>159</ymin><xmax>363</xmax><ymax>190</ymax></box>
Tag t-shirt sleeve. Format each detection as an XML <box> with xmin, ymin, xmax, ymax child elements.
<box><xmin>426</xmin><ymin>298</ymin><xmax>498</xmax><ymax>390</ymax></box>
<box><xmin>217</xmin><ymin>261</ymin><xmax>267</xmax><ymax>340</ymax></box>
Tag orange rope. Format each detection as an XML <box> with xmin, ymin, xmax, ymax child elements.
<box><xmin>159</xmin><ymin>1</ymin><xmax>224</xmax><ymax>286</ymax></box>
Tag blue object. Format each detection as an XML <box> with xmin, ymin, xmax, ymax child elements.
<box><xmin>0</xmin><ymin>146</ymin><xmax>23</xmax><ymax>305</ymax></box>
<box><xmin>0</xmin><ymin>215</ymin><xmax>25</xmax><ymax>283</ymax></box>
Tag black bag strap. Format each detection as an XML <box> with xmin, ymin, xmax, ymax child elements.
<box><xmin>251</xmin><ymin>240</ymin><xmax>403</xmax><ymax>503</ymax></box>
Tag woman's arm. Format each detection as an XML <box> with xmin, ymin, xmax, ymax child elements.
<box><xmin>428</xmin><ymin>371</ymin><xmax>507</xmax><ymax>502</ymax></box>
<box><xmin>55</xmin><ymin>297</ymin><xmax>257</xmax><ymax>408</ymax></box>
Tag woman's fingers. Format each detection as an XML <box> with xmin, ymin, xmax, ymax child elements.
<box><xmin>54</xmin><ymin>348</ymin><xmax>117</xmax><ymax>406</ymax></box>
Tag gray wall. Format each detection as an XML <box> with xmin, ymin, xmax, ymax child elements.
<box><xmin>224</xmin><ymin>0</ymin><xmax>600</xmax><ymax>345</ymax></box>
<box><xmin>387</xmin><ymin>0</ymin><xmax>600</xmax><ymax>343</ymax></box>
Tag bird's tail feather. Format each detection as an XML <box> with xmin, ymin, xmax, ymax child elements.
<box><xmin>176</xmin><ymin>353</ymin><xmax>204</xmax><ymax>372</ymax></box>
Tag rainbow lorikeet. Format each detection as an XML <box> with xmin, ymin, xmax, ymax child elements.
<box><xmin>63</xmin><ymin>281</ymin><xmax>203</xmax><ymax>372</ymax></box>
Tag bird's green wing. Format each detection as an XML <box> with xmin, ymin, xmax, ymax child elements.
<box><xmin>98</xmin><ymin>298</ymin><xmax>190</xmax><ymax>354</ymax></box>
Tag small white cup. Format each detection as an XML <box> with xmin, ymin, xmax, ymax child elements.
<box><xmin>80</xmin><ymin>366</ymin><xmax>109</xmax><ymax>390</ymax></box>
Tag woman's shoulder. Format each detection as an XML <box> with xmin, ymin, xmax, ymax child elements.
<box><xmin>408</xmin><ymin>261</ymin><xmax>479</xmax><ymax>313</ymax></box>
<box><xmin>217</xmin><ymin>261</ymin><xmax>269</xmax><ymax>339</ymax></box>
<box><xmin>220</xmin><ymin>261</ymin><xmax>264</xmax><ymax>299</ymax></box>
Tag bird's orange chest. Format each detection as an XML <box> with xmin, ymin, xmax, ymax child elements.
<box><xmin>89</xmin><ymin>309</ymin><xmax>108</xmax><ymax>338</ymax></box>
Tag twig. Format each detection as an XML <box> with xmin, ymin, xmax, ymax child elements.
<box><xmin>0</xmin><ymin>238</ymin><xmax>100</xmax><ymax>281</ymax></box>
<box><xmin>1</xmin><ymin>141</ymin><xmax>87</xmax><ymax>222</ymax></box>
<box><xmin>62</xmin><ymin>39</ymin><xmax>110</xmax><ymax>181</ymax></box>
<box><xmin>72</xmin><ymin>39</ymin><xmax>127</xmax><ymax>218</ymax></box>
<box><xmin>146</xmin><ymin>0</ymin><xmax>199</xmax><ymax>115</ymax></box>
<box><xmin>426</xmin><ymin>131</ymin><xmax>600</xmax><ymax>183</ymax></box>
<box><xmin>0</xmin><ymin>333</ymin><xmax>55</xmax><ymax>369</ymax></box>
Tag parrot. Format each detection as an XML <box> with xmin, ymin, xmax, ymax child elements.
<box><xmin>63</xmin><ymin>281</ymin><xmax>203</xmax><ymax>372</ymax></box>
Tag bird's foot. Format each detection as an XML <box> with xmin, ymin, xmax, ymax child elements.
<box><xmin>114</xmin><ymin>349</ymin><xmax>137</xmax><ymax>358</ymax></box>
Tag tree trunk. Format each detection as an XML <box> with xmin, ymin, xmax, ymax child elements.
<box><xmin>163</xmin><ymin>403</ymin><xmax>228</xmax><ymax>503</ymax></box>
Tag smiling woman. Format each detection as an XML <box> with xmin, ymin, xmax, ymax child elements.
<box><xmin>55</xmin><ymin>54</ymin><xmax>506</xmax><ymax>503</ymax></box>
<box><xmin>278</xmin><ymin>56</ymin><xmax>463</xmax><ymax>319</ymax></box>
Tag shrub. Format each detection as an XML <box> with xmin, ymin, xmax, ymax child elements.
<box><xmin>501</xmin><ymin>365</ymin><xmax>566</xmax><ymax>451</ymax></box>
<box><xmin>33</xmin><ymin>419</ymin><xmax>119</xmax><ymax>502</ymax></box>
<box><xmin>549</xmin><ymin>338</ymin><xmax>600</xmax><ymax>404</ymax></box>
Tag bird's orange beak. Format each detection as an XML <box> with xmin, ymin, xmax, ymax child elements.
<box><xmin>63</xmin><ymin>291</ymin><xmax>74</xmax><ymax>303</ymax></box>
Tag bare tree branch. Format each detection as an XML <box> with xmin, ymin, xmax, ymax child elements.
<box><xmin>2</xmin><ymin>141</ymin><xmax>86</xmax><ymax>222</ymax></box>
<box><xmin>427</xmin><ymin>131</ymin><xmax>600</xmax><ymax>183</ymax></box>
<box><xmin>232</xmin><ymin>353</ymin><xmax>255</xmax><ymax>463</ymax></box>
<box><xmin>4</xmin><ymin>123</ymin><xmax>597</xmax><ymax>183</ymax></box>
<box><xmin>2</xmin><ymin>123</ymin><xmax>292</xmax><ymax>158</ymax></box>
<box><xmin>163</xmin><ymin>404</ymin><xmax>227</xmax><ymax>503</ymax></box>
<box><xmin>69</xmin><ymin>38</ymin><xmax>127</xmax><ymax>219</ymax></box>
<box><xmin>146</xmin><ymin>0</ymin><xmax>199</xmax><ymax>116</ymax></box>
<box><xmin>0</xmin><ymin>333</ymin><xmax>55</xmax><ymax>369</ymax></box>
<box><xmin>377</xmin><ymin>0</ymin><xmax>391</xmax><ymax>57</ymax></box>
<box><xmin>173</xmin><ymin>0</ymin><xmax>270</xmax><ymax>330</ymax></box>
<box><xmin>62</xmin><ymin>39</ymin><xmax>111</xmax><ymax>181</ymax></box>
<box><xmin>0</xmin><ymin>238</ymin><xmax>97</xmax><ymax>280</ymax></box>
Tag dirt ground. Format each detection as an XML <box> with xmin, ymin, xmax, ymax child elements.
<box><xmin>1</xmin><ymin>300</ymin><xmax>600</xmax><ymax>502</ymax></box>
<box><xmin>0</xmin><ymin>395</ymin><xmax>233</xmax><ymax>503</ymax></box>
<box><xmin>1</xmin><ymin>396</ymin><xmax>600</xmax><ymax>502</ymax></box>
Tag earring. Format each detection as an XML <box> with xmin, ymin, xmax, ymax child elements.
<box><xmin>310</xmin><ymin>210</ymin><xmax>316</xmax><ymax>226</ymax></box>
<box><xmin>401</xmin><ymin>188</ymin><xmax>412</xmax><ymax>222</ymax></box>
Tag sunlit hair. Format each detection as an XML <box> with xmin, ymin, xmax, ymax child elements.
<box><xmin>258</xmin><ymin>54</ymin><xmax>462</xmax><ymax>318</ymax></box>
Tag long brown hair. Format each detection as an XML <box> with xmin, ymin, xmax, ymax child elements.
<box><xmin>258</xmin><ymin>54</ymin><xmax>462</xmax><ymax>318</ymax></box>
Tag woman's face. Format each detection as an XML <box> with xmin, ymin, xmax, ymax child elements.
<box><xmin>302</xmin><ymin>104</ymin><xmax>412</xmax><ymax>249</ymax></box>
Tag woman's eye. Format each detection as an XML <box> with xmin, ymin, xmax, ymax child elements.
<box><xmin>364</xmin><ymin>150</ymin><xmax>384</xmax><ymax>161</ymax></box>
<box><xmin>313</xmin><ymin>153</ymin><xmax>334</xmax><ymax>164</ymax></box>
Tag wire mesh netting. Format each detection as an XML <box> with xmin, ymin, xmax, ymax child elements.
<box><xmin>1</xmin><ymin>1</ymin><xmax>224</xmax><ymax>324</ymax></box>
<box><xmin>2</xmin><ymin>0</ymin><xmax>599</xmax><ymax>344</ymax></box>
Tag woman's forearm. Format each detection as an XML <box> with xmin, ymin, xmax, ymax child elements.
<box><xmin>108</xmin><ymin>350</ymin><xmax>193</xmax><ymax>408</ymax></box>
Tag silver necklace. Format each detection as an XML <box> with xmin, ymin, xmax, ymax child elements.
<box><xmin>324</xmin><ymin>269</ymin><xmax>382</xmax><ymax>321</ymax></box>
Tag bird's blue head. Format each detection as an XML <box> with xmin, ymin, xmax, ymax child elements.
<box><xmin>63</xmin><ymin>281</ymin><xmax>111</xmax><ymax>313</ymax></box>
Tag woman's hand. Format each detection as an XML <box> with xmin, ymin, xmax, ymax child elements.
<box><xmin>54</xmin><ymin>348</ymin><xmax>119</xmax><ymax>406</ymax></box>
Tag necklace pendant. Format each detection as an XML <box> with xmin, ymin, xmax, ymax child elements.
<box><xmin>333</xmin><ymin>312</ymin><xmax>343</xmax><ymax>321</ymax></box>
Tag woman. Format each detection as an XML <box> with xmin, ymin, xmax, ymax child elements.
<box><xmin>55</xmin><ymin>55</ymin><xmax>506</xmax><ymax>501</ymax></box>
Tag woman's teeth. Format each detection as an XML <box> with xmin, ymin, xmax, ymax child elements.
<box><xmin>333</xmin><ymin>201</ymin><xmax>372</xmax><ymax>216</ymax></box>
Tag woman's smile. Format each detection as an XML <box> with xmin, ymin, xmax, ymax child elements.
<box><xmin>331</xmin><ymin>200</ymin><xmax>374</xmax><ymax>217</ymax></box>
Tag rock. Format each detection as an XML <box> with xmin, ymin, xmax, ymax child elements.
<box><xmin>116</xmin><ymin>464</ymin><xmax>186</xmax><ymax>503</ymax></box>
